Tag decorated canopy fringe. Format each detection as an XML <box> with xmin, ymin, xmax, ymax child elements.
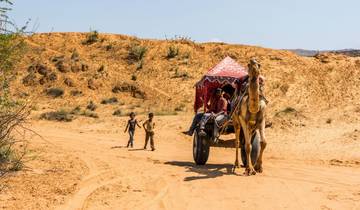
<box><xmin>194</xmin><ymin>56</ymin><xmax>248</xmax><ymax>112</ymax></box>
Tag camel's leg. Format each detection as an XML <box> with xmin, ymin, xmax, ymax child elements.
<box><xmin>241</xmin><ymin>120</ymin><xmax>256</xmax><ymax>176</ymax></box>
<box><xmin>233</xmin><ymin>123</ymin><xmax>241</xmax><ymax>171</ymax></box>
<box><xmin>255</xmin><ymin>119</ymin><xmax>267</xmax><ymax>173</ymax></box>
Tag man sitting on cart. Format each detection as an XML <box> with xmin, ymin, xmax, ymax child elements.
<box><xmin>183</xmin><ymin>88</ymin><xmax>228</xmax><ymax>139</ymax></box>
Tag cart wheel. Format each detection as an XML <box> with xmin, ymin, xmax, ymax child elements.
<box><xmin>241</xmin><ymin>132</ymin><xmax>260</xmax><ymax>167</ymax></box>
<box><xmin>193</xmin><ymin>130</ymin><xmax>210</xmax><ymax>165</ymax></box>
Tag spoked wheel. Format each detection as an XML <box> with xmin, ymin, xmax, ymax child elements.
<box><xmin>241</xmin><ymin>131</ymin><xmax>260</xmax><ymax>167</ymax></box>
<box><xmin>193</xmin><ymin>130</ymin><xmax>210</xmax><ymax>165</ymax></box>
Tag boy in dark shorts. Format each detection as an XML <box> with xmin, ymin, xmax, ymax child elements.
<box><xmin>143</xmin><ymin>113</ymin><xmax>155</xmax><ymax>151</ymax></box>
<box><xmin>124</xmin><ymin>112</ymin><xmax>141</xmax><ymax>148</ymax></box>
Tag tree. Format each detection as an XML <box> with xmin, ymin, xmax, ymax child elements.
<box><xmin>0</xmin><ymin>0</ymin><xmax>29</xmax><ymax>177</ymax></box>
<box><xmin>0</xmin><ymin>0</ymin><xmax>27</xmax><ymax>108</ymax></box>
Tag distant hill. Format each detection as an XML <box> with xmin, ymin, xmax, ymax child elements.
<box><xmin>288</xmin><ymin>49</ymin><xmax>360</xmax><ymax>57</ymax></box>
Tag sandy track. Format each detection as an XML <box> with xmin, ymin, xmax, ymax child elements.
<box><xmin>21</xmin><ymin>115</ymin><xmax>360</xmax><ymax>210</ymax></box>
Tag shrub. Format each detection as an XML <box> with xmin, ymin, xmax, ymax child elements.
<box><xmin>136</xmin><ymin>59</ymin><xmax>144</xmax><ymax>70</ymax></box>
<box><xmin>86</xmin><ymin>101</ymin><xmax>97</xmax><ymax>111</ymax></box>
<box><xmin>82</xmin><ymin>30</ymin><xmax>99</xmax><ymax>45</ymax></box>
<box><xmin>0</xmin><ymin>106</ymin><xmax>29</xmax><ymax>175</ymax></box>
<box><xmin>105</xmin><ymin>44</ymin><xmax>113</xmax><ymax>51</ymax></box>
<box><xmin>112</xmin><ymin>109</ymin><xmax>123</xmax><ymax>116</ymax></box>
<box><xmin>131</xmin><ymin>74</ymin><xmax>137</xmax><ymax>81</ymax></box>
<box><xmin>183</xmin><ymin>51</ymin><xmax>191</xmax><ymax>59</ymax></box>
<box><xmin>174</xmin><ymin>104</ymin><xmax>186</xmax><ymax>112</ymax></box>
<box><xmin>128</xmin><ymin>44</ymin><xmax>147</xmax><ymax>62</ymax></box>
<box><xmin>98</xmin><ymin>65</ymin><xmax>105</xmax><ymax>72</ymax></box>
<box><xmin>166</xmin><ymin>45</ymin><xmax>179</xmax><ymax>59</ymax></box>
<box><xmin>54</xmin><ymin>60</ymin><xmax>68</xmax><ymax>73</ymax></box>
<box><xmin>70</xmin><ymin>90</ymin><xmax>83</xmax><ymax>96</ymax></box>
<box><xmin>172</xmin><ymin>69</ymin><xmax>190</xmax><ymax>79</ymax></box>
<box><xmin>81</xmin><ymin>64</ymin><xmax>89</xmax><ymax>72</ymax></box>
<box><xmin>22</xmin><ymin>72</ymin><xmax>37</xmax><ymax>86</ymax></box>
<box><xmin>1</xmin><ymin>1</ymin><xmax>29</xmax><ymax>176</ymax></box>
<box><xmin>70</xmin><ymin>106</ymin><xmax>81</xmax><ymax>115</ymax></box>
<box><xmin>40</xmin><ymin>110</ymin><xmax>73</xmax><ymax>122</ymax></box>
<box><xmin>112</xmin><ymin>82</ymin><xmax>146</xmax><ymax>99</ymax></box>
<box><xmin>0</xmin><ymin>145</ymin><xmax>24</xmax><ymax>172</ymax></box>
<box><xmin>64</xmin><ymin>78</ymin><xmax>75</xmax><ymax>87</ymax></box>
<box><xmin>87</xmin><ymin>78</ymin><xmax>98</xmax><ymax>90</ymax></box>
<box><xmin>154</xmin><ymin>110</ymin><xmax>178</xmax><ymax>116</ymax></box>
<box><xmin>80</xmin><ymin>110</ymin><xmax>99</xmax><ymax>118</ymax></box>
<box><xmin>71</xmin><ymin>50</ymin><xmax>80</xmax><ymax>61</ymax></box>
<box><xmin>51</xmin><ymin>55</ymin><xmax>65</xmax><ymax>63</ymax></box>
<box><xmin>46</xmin><ymin>88</ymin><xmax>64</xmax><ymax>98</ymax></box>
<box><xmin>47</xmin><ymin>72</ymin><xmax>57</xmax><ymax>81</ymax></box>
<box><xmin>101</xmin><ymin>97</ymin><xmax>118</xmax><ymax>105</ymax></box>
<box><xmin>275</xmin><ymin>107</ymin><xmax>297</xmax><ymax>117</ymax></box>
<box><xmin>70</xmin><ymin>106</ymin><xmax>99</xmax><ymax>118</ymax></box>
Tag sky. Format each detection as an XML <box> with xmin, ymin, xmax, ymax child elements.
<box><xmin>9</xmin><ymin>0</ymin><xmax>360</xmax><ymax>50</ymax></box>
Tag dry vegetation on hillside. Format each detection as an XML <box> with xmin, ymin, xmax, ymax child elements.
<box><xmin>12</xmin><ymin>32</ymin><xmax>360</xmax><ymax>127</ymax></box>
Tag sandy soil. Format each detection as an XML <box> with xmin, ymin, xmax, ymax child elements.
<box><xmin>1</xmin><ymin>114</ymin><xmax>359</xmax><ymax>210</ymax></box>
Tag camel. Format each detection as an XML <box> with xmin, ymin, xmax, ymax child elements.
<box><xmin>232</xmin><ymin>59</ymin><xmax>267</xmax><ymax>175</ymax></box>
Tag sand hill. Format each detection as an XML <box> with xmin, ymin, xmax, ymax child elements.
<box><xmin>14</xmin><ymin>32</ymin><xmax>360</xmax><ymax>126</ymax></box>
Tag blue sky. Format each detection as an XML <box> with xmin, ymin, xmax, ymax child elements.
<box><xmin>9</xmin><ymin>0</ymin><xmax>360</xmax><ymax>50</ymax></box>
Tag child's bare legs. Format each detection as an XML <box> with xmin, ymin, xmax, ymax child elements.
<box><xmin>144</xmin><ymin>132</ymin><xmax>155</xmax><ymax>151</ymax></box>
<box><xmin>150</xmin><ymin>133</ymin><xmax>155</xmax><ymax>151</ymax></box>
<box><xmin>144</xmin><ymin>132</ymin><xmax>149</xmax><ymax>149</ymax></box>
<box><xmin>127</xmin><ymin>130</ymin><xmax>134</xmax><ymax>148</ymax></box>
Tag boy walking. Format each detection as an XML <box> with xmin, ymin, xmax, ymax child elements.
<box><xmin>143</xmin><ymin>113</ymin><xmax>155</xmax><ymax>151</ymax></box>
<box><xmin>124</xmin><ymin>112</ymin><xmax>141</xmax><ymax>148</ymax></box>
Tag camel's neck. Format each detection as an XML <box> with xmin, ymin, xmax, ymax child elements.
<box><xmin>248</xmin><ymin>76</ymin><xmax>260</xmax><ymax>113</ymax></box>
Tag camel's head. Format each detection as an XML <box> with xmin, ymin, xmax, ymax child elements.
<box><xmin>248</xmin><ymin>58</ymin><xmax>261</xmax><ymax>78</ymax></box>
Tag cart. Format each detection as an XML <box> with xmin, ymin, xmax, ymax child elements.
<box><xmin>192</xmin><ymin>57</ymin><xmax>260</xmax><ymax>166</ymax></box>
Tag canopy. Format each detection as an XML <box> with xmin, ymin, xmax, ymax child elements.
<box><xmin>194</xmin><ymin>56</ymin><xmax>248</xmax><ymax>112</ymax></box>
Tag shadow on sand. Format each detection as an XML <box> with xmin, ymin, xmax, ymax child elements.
<box><xmin>128</xmin><ymin>148</ymin><xmax>146</xmax><ymax>151</ymax></box>
<box><xmin>110</xmin><ymin>145</ymin><xmax>127</xmax><ymax>149</ymax></box>
<box><xmin>164</xmin><ymin>161</ymin><xmax>242</xmax><ymax>181</ymax></box>
<box><xmin>212</xmin><ymin>139</ymin><xmax>236</xmax><ymax>148</ymax></box>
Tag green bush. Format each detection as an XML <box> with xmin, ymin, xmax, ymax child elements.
<box><xmin>131</xmin><ymin>74</ymin><xmax>137</xmax><ymax>81</ymax></box>
<box><xmin>70</xmin><ymin>90</ymin><xmax>83</xmax><ymax>96</ymax></box>
<box><xmin>0</xmin><ymin>146</ymin><xmax>23</xmax><ymax>171</ymax></box>
<box><xmin>101</xmin><ymin>97</ymin><xmax>118</xmax><ymax>104</ymax></box>
<box><xmin>172</xmin><ymin>69</ymin><xmax>190</xmax><ymax>79</ymax></box>
<box><xmin>80</xmin><ymin>110</ymin><xmax>99</xmax><ymax>118</ymax></box>
<box><xmin>166</xmin><ymin>45</ymin><xmax>179</xmax><ymax>59</ymax></box>
<box><xmin>0</xmin><ymin>0</ymin><xmax>29</xmax><ymax>176</ymax></box>
<box><xmin>46</xmin><ymin>88</ymin><xmax>64</xmax><ymax>98</ymax></box>
<box><xmin>70</xmin><ymin>106</ymin><xmax>81</xmax><ymax>115</ymax></box>
<box><xmin>40</xmin><ymin>110</ymin><xmax>73</xmax><ymax>122</ymax></box>
<box><xmin>86</xmin><ymin>101</ymin><xmax>97</xmax><ymax>111</ymax></box>
<box><xmin>82</xmin><ymin>30</ymin><xmax>99</xmax><ymax>45</ymax></box>
<box><xmin>105</xmin><ymin>44</ymin><xmax>113</xmax><ymax>51</ymax></box>
<box><xmin>128</xmin><ymin>44</ymin><xmax>147</xmax><ymax>62</ymax></box>
<box><xmin>112</xmin><ymin>109</ymin><xmax>123</xmax><ymax>116</ymax></box>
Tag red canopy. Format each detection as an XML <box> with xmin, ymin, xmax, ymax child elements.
<box><xmin>194</xmin><ymin>57</ymin><xmax>248</xmax><ymax>112</ymax></box>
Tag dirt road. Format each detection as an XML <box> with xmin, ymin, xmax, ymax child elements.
<box><xmin>2</xmin><ymin>115</ymin><xmax>360</xmax><ymax>210</ymax></box>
